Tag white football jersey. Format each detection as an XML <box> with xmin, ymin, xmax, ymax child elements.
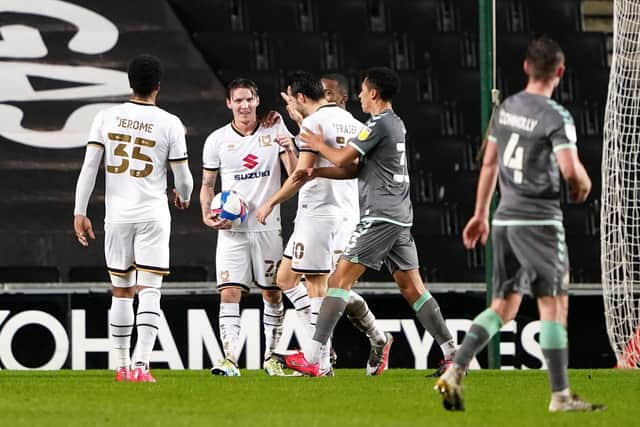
<box><xmin>202</xmin><ymin>121</ymin><xmax>292</xmax><ymax>232</ymax></box>
<box><xmin>296</xmin><ymin>104</ymin><xmax>363</xmax><ymax>218</ymax></box>
<box><xmin>88</xmin><ymin>101</ymin><xmax>188</xmax><ymax>223</ymax></box>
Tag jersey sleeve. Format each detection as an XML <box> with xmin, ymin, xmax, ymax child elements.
<box><xmin>168</xmin><ymin>116</ymin><xmax>189</xmax><ymax>161</ymax></box>
<box><xmin>296</xmin><ymin>116</ymin><xmax>319</xmax><ymax>153</ymax></box>
<box><xmin>548</xmin><ymin>108</ymin><xmax>578</xmax><ymax>152</ymax></box>
<box><xmin>347</xmin><ymin>120</ymin><xmax>384</xmax><ymax>156</ymax></box>
<box><xmin>87</xmin><ymin>111</ymin><xmax>105</xmax><ymax>148</ymax></box>
<box><xmin>202</xmin><ymin>133</ymin><xmax>221</xmax><ymax>170</ymax></box>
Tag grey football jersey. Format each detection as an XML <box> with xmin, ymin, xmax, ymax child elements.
<box><xmin>489</xmin><ymin>91</ymin><xmax>578</xmax><ymax>221</ymax></box>
<box><xmin>348</xmin><ymin>109</ymin><xmax>413</xmax><ymax>226</ymax></box>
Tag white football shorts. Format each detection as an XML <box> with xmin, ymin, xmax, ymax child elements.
<box><xmin>284</xmin><ymin>215</ymin><xmax>358</xmax><ymax>274</ymax></box>
<box><xmin>104</xmin><ymin>220</ymin><xmax>171</xmax><ymax>286</ymax></box>
<box><xmin>216</xmin><ymin>229</ymin><xmax>283</xmax><ymax>291</ymax></box>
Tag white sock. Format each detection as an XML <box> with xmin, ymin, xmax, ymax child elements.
<box><xmin>133</xmin><ymin>288</ymin><xmax>161</xmax><ymax>369</ymax></box>
<box><xmin>283</xmin><ymin>283</ymin><xmax>311</xmax><ymax>326</ymax></box>
<box><xmin>309</xmin><ymin>297</ymin><xmax>324</xmax><ymax>336</ymax></box>
<box><xmin>347</xmin><ymin>291</ymin><xmax>386</xmax><ymax>345</ymax></box>
<box><xmin>440</xmin><ymin>339</ymin><xmax>457</xmax><ymax>360</ymax></box>
<box><xmin>307</xmin><ymin>339</ymin><xmax>322</xmax><ymax>365</ymax></box>
<box><xmin>263</xmin><ymin>299</ymin><xmax>284</xmax><ymax>360</ymax></box>
<box><xmin>320</xmin><ymin>337</ymin><xmax>331</xmax><ymax>371</ymax></box>
<box><xmin>219</xmin><ymin>302</ymin><xmax>241</xmax><ymax>364</ymax></box>
<box><xmin>110</xmin><ymin>296</ymin><xmax>134</xmax><ymax>369</ymax></box>
<box><xmin>309</xmin><ymin>297</ymin><xmax>330</xmax><ymax>368</ymax></box>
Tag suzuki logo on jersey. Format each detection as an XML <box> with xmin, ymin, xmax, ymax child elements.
<box><xmin>243</xmin><ymin>154</ymin><xmax>258</xmax><ymax>169</ymax></box>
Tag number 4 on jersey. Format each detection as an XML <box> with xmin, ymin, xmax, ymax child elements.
<box><xmin>503</xmin><ymin>132</ymin><xmax>524</xmax><ymax>184</ymax></box>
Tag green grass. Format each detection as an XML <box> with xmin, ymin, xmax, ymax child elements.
<box><xmin>0</xmin><ymin>369</ymin><xmax>636</xmax><ymax>427</ymax></box>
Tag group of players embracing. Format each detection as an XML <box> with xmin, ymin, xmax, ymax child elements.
<box><xmin>74</xmin><ymin>35</ymin><xmax>604</xmax><ymax>412</ymax></box>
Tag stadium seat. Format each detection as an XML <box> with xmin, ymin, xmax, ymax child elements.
<box><xmin>315</xmin><ymin>0</ymin><xmax>384</xmax><ymax>32</ymax></box>
<box><xmin>566</xmin><ymin>235</ymin><xmax>601</xmax><ymax>283</ymax></box>
<box><xmin>575</xmin><ymin>68</ymin><xmax>610</xmax><ymax>104</ymax></box>
<box><xmin>563</xmin><ymin>204</ymin><xmax>597</xmax><ymax>236</ymax></box>
<box><xmin>193</xmin><ymin>32</ymin><xmax>271</xmax><ymax>71</ymax></box>
<box><xmin>412</xmin><ymin>32</ymin><xmax>478</xmax><ymax>70</ymax></box>
<box><xmin>559</xmin><ymin>33</ymin><xmax>608</xmax><ymax>70</ymax></box>
<box><xmin>416</xmin><ymin>236</ymin><xmax>484</xmax><ymax>282</ymax></box>
<box><xmin>387</xmin><ymin>0</ymin><xmax>476</xmax><ymax>34</ymax></box>
<box><xmin>168</xmin><ymin>0</ymin><xmax>246</xmax><ymax>31</ymax></box>
<box><xmin>268</xmin><ymin>33</ymin><xmax>338</xmax><ymax>71</ymax></box>
<box><xmin>340</xmin><ymin>33</ymin><xmax>396</xmax><ymax>71</ymax></box>
<box><xmin>246</xmin><ymin>0</ymin><xmax>311</xmax><ymax>32</ymax></box>
<box><xmin>412</xmin><ymin>203</ymin><xmax>455</xmax><ymax>236</ymax></box>
<box><xmin>435</xmin><ymin>68</ymin><xmax>481</xmax><ymax>104</ymax></box>
<box><xmin>578</xmin><ymin>136</ymin><xmax>603</xmax><ymax>175</ymax></box>
<box><xmin>496</xmin><ymin>0</ymin><xmax>530</xmax><ymax>33</ymax></box>
<box><xmin>432</xmin><ymin>170</ymin><xmax>479</xmax><ymax>203</ymax></box>
<box><xmin>411</xmin><ymin>136</ymin><xmax>475</xmax><ymax>174</ymax></box>
<box><xmin>530</xmin><ymin>0</ymin><xmax>583</xmax><ymax>33</ymax></box>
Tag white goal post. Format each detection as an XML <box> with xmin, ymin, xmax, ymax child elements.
<box><xmin>601</xmin><ymin>0</ymin><xmax>640</xmax><ymax>368</ymax></box>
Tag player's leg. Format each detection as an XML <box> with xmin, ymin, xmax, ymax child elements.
<box><xmin>305</xmin><ymin>273</ymin><xmax>332</xmax><ymax>374</ymax></box>
<box><xmin>523</xmin><ymin>225</ymin><xmax>605</xmax><ymax>411</ymax></box>
<box><xmin>436</xmin><ymin>225</ymin><xmax>522</xmax><ymax>410</ymax></box>
<box><xmin>251</xmin><ymin>230</ymin><xmax>285</xmax><ymax>365</ymax></box>
<box><xmin>129</xmin><ymin>220</ymin><xmax>170</xmax><ymax>382</ymax></box>
<box><xmin>278</xmin><ymin>237</ymin><xmax>309</xmax><ymax>331</ymax></box>
<box><xmin>104</xmin><ymin>222</ymin><xmax>136</xmax><ymax>381</ymax></box>
<box><xmin>334</xmin><ymin>219</ymin><xmax>387</xmax><ymax>362</ymax></box>
<box><xmin>211</xmin><ymin>231</ymin><xmax>250</xmax><ymax>376</ymax></box>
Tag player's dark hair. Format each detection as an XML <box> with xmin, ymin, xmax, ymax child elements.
<box><xmin>525</xmin><ymin>36</ymin><xmax>565</xmax><ymax>81</ymax></box>
<box><xmin>128</xmin><ymin>54</ymin><xmax>162</xmax><ymax>96</ymax></box>
<box><xmin>226</xmin><ymin>78</ymin><xmax>259</xmax><ymax>100</ymax></box>
<box><xmin>321</xmin><ymin>73</ymin><xmax>350</xmax><ymax>94</ymax></box>
<box><xmin>361</xmin><ymin>67</ymin><xmax>401</xmax><ymax>101</ymax></box>
<box><xmin>286</xmin><ymin>71</ymin><xmax>324</xmax><ymax>101</ymax></box>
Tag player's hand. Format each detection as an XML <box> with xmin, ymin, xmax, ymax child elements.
<box><xmin>291</xmin><ymin>168</ymin><xmax>316</xmax><ymax>185</ymax></box>
<box><xmin>74</xmin><ymin>215</ymin><xmax>95</xmax><ymax>247</ymax></box>
<box><xmin>203</xmin><ymin>212</ymin><xmax>232</xmax><ymax>230</ymax></box>
<box><xmin>255</xmin><ymin>202</ymin><xmax>273</xmax><ymax>225</ymax></box>
<box><xmin>275</xmin><ymin>134</ymin><xmax>294</xmax><ymax>152</ymax></box>
<box><xmin>462</xmin><ymin>215</ymin><xmax>489</xmax><ymax>249</ymax></box>
<box><xmin>172</xmin><ymin>189</ymin><xmax>190</xmax><ymax>209</ymax></box>
<box><xmin>569</xmin><ymin>180</ymin><xmax>591</xmax><ymax>204</ymax></box>
<box><xmin>299</xmin><ymin>126</ymin><xmax>324</xmax><ymax>151</ymax></box>
<box><xmin>280</xmin><ymin>91</ymin><xmax>303</xmax><ymax>126</ymax></box>
<box><xmin>259</xmin><ymin>110</ymin><xmax>281</xmax><ymax>128</ymax></box>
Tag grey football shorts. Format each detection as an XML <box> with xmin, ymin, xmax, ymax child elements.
<box><xmin>492</xmin><ymin>223</ymin><xmax>570</xmax><ymax>298</ymax></box>
<box><xmin>342</xmin><ymin>220</ymin><xmax>419</xmax><ymax>273</ymax></box>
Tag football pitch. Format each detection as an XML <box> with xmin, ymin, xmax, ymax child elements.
<box><xmin>0</xmin><ymin>369</ymin><xmax>637</xmax><ymax>427</ymax></box>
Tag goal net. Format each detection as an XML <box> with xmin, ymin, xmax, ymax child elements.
<box><xmin>601</xmin><ymin>0</ymin><xmax>640</xmax><ymax>368</ymax></box>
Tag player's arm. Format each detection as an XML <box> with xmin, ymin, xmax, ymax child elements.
<box><xmin>200</xmin><ymin>169</ymin><xmax>231</xmax><ymax>230</ymax></box>
<box><xmin>299</xmin><ymin>126</ymin><xmax>359</xmax><ymax>167</ymax></box>
<box><xmin>73</xmin><ymin>143</ymin><xmax>104</xmax><ymax>247</ymax></box>
<box><xmin>169</xmin><ymin>159</ymin><xmax>194</xmax><ymax>209</ymax></box>
<box><xmin>555</xmin><ymin>147</ymin><xmax>591</xmax><ymax>203</ymax></box>
<box><xmin>278</xmin><ymin>136</ymin><xmax>298</xmax><ymax>175</ymax></box>
<box><xmin>462</xmin><ymin>139</ymin><xmax>498</xmax><ymax>249</ymax></box>
<box><xmin>256</xmin><ymin>151</ymin><xmax>316</xmax><ymax>224</ymax></box>
<box><xmin>291</xmin><ymin>163</ymin><xmax>358</xmax><ymax>186</ymax></box>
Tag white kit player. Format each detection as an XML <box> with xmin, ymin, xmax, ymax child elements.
<box><xmin>73</xmin><ymin>54</ymin><xmax>194</xmax><ymax>383</ymax></box>
<box><xmin>256</xmin><ymin>72</ymin><xmax>392</xmax><ymax>376</ymax></box>
<box><xmin>200</xmin><ymin>78</ymin><xmax>297</xmax><ymax>376</ymax></box>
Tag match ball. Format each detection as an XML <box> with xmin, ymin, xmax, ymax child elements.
<box><xmin>211</xmin><ymin>190</ymin><xmax>248</xmax><ymax>226</ymax></box>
